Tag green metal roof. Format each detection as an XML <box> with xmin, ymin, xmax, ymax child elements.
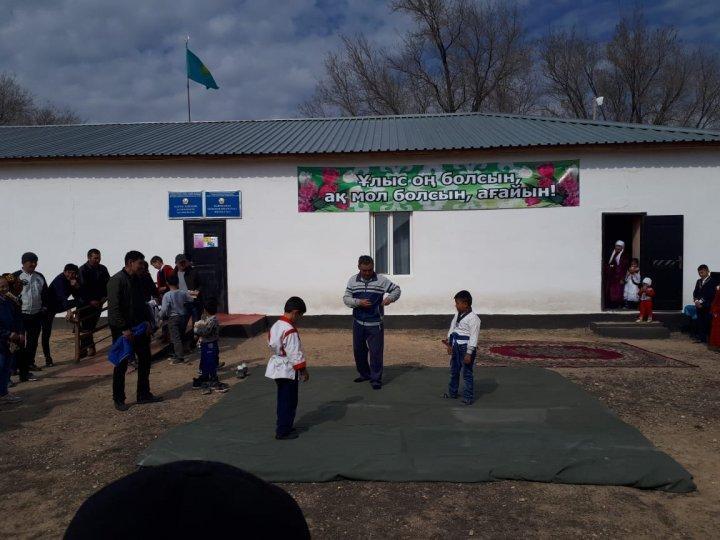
<box><xmin>1</xmin><ymin>112</ymin><xmax>719</xmax><ymax>160</ymax></box>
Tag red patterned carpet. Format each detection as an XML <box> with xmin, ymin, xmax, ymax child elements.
<box><xmin>476</xmin><ymin>341</ymin><xmax>695</xmax><ymax>368</ymax></box>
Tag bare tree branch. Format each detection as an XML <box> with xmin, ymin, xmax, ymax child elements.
<box><xmin>300</xmin><ymin>1</ymin><xmax>720</xmax><ymax>130</ymax></box>
<box><xmin>539</xmin><ymin>29</ymin><xmax>600</xmax><ymax>119</ymax></box>
<box><xmin>0</xmin><ymin>72</ymin><xmax>82</xmax><ymax>125</ymax></box>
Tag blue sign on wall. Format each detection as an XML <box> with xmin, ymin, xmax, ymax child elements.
<box><xmin>205</xmin><ymin>191</ymin><xmax>242</xmax><ymax>218</ymax></box>
<box><xmin>169</xmin><ymin>192</ymin><xmax>203</xmax><ymax>219</ymax></box>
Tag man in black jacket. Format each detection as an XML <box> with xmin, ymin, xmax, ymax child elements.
<box><xmin>43</xmin><ymin>264</ymin><xmax>82</xmax><ymax>365</ymax></box>
<box><xmin>107</xmin><ymin>251</ymin><xmax>163</xmax><ymax>412</ymax></box>
<box><xmin>693</xmin><ymin>264</ymin><xmax>717</xmax><ymax>343</ymax></box>
<box><xmin>78</xmin><ymin>249</ymin><xmax>110</xmax><ymax>357</ymax></box>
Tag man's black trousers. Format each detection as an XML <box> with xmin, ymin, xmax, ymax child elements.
<box><xmin>110</xmin><ymin>327</ymin><xmax>152</xmax><ymax>403</ymax></box>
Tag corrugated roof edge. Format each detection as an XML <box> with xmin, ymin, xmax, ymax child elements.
<box><xmin>1</xmin><ymin>111</ymin><xmax>719</xmax><ymax>138</ymax></box>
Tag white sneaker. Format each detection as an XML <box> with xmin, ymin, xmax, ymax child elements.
<box><xmin>0</xmin><ymin>393</ymin><xmax>22</xmax><ymax>404</ymax></box>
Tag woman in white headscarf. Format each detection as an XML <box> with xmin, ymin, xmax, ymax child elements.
<box><xmin>605</xmin><ymin>240</ymin><xmax>629</xmax><ymax>308</ymax></box>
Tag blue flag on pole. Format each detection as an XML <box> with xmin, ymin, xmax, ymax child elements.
<box><xmin>186</xmin><ymin>48</ymin><xmax>219</xmax><ymax>90</ymax></box>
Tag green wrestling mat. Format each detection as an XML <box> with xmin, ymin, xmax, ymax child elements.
<box><xmin>137</xmin><ymin>366</ymin><xmax>695</xmax><ymax>492</ymax></box>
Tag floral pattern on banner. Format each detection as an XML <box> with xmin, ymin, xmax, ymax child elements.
<box><xmin>297</xmin><ymin>160</ymin><xmax>580</xmax><ymax>213</ymax></box>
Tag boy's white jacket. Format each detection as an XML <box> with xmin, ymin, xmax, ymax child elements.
<box><xmin>265</xmin><ymin>317</ymin><xmax>307</xmax><ymax>380</ymax></box>
<box><xmin>447</xmin><ymin>311</ymin><xmax>481</xmax><ymax>353</ymax></box>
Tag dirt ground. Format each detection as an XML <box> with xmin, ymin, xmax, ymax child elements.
<box><xmin>1</xmin><ymin>327</ymin><xmax>719</xmax><ymax>539</ymax></box>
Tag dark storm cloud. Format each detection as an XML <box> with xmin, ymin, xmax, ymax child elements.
<box><xmin>0</xmin><ymin>0</ymin><xmax>409</xmax><ymax>122</ymax></box>
<box><xmin>1</xmin><ymin>0</ymin><xmax>717</xmax><ymax>123</ymax></box>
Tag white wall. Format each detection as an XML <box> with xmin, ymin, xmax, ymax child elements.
<box><xmin>1</xmin><ymin>146</ymin><xmax>719</xmax><ymax>315</ymax></box>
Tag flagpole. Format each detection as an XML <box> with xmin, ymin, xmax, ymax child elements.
<box><xmin>185</xmin><ymin>35</ymin><xmax>191</xmax><ymax>122</ymax></box>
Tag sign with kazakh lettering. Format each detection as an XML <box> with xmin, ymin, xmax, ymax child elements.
<box><xmin>297</xmin><ymin>161</ymin><xmax>579</xmax><ymax>212</ymax></box>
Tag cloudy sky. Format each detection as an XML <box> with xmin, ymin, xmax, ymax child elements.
<box><xmin>2</xmin><ymin>0</ymin><xmax>718</xmax><ymax>124</ymax></box>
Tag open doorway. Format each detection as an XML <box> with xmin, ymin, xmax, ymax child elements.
<box><xmin>602</xmin><ymin>213</ymin><xmax>643</xmax><ymax>310</ymax></box>
<box><xmin>602</xmin><ymin>213</ymin><xmax>684</xmax><ymax>311</ymax></box>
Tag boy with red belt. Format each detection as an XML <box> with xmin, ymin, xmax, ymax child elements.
<box><xmin>265</xmin><ymin>297</ymin><xmax>309</xmax><ymax>440</ymax></box>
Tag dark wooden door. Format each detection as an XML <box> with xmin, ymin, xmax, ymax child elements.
<box><xmin>183</xmin><ymin>220</ymin><xmax>228</xmax><ymax>313</ymax></box>
<box><xmin>641</xmin><ymin>215</ymin><xmax>684</xmax><ymax>310</ymax></box>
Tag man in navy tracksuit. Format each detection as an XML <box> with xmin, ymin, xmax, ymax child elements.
<box><xmin>343</xmin><ymin>255</ymin><xmax>401</xmax><ymax>390</ymax></box>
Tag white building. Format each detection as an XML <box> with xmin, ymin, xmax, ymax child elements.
<box><xmin>1</xmin><ymin>113</ymin><xmax>719</xmax><ymax>323</ymax></box>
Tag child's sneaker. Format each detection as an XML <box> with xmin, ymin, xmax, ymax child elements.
<box><xmin>442</xmin><ymin>392</ymin><xmax>458</xmax><ymax>399</ymax></box>
<box><xmin>211</xmin><ymin>381</ymin><xmax>229</xmax><ymax>393</ymax></box>
<box><xmin>0</xmin><ymin>393</ymin><xmax>22</xmax><ymax>404</ymax></box>
<box><xmin>461</xmin><ymin>398</ymin><xmax>473</xmax><ymax>405</ymax></box>
<box><xmin>192</xmin><ymin>377</ymin><xmax>203</xmax><ymax>389</ymax></box>
<box><xmin>201</xmin><ymin>384</ymin><xmax>212</xmax><ymax>395</ymax></box>
<box><xmin>635</xmin><ymin>318</ymin><xmax>643</xmax><ymax>323</ymax></box>
<box><xmin>647</xmin><ymin>317</ymin><xmax>653</xmax><ymax>322</ymax></box>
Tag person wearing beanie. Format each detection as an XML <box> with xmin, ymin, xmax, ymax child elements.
<box><xmin>64</xmin><ymin>461</ymin><xmax>310</xmax><ymax>539</ymax></box>
<box><xmin>12</xmin><ymin>252</ymin><xmax>49</xmax><ymax>380</ymax></box>
<box><xmin>265</xmin><ymin>297</ymin><xmax>309</xmax><ymax>440</ymax></box>
<box><xmin>637</xmin><ymin>277</ymin><xmax>656</xmax><ymax>323</ymax></box>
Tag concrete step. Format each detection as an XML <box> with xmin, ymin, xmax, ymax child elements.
<box><xmin>590</xmin><ymin>320</ymin><xmax>670</xmax><ymax>339</ymax></box>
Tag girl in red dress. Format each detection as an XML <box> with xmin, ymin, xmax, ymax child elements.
<box><xmin>636</xmin><ymin>277</ymin><xmax>655</xmax><ymax>323</ymax></box>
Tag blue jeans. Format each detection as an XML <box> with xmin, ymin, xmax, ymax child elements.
<box><xmin>0</xmin><ymin>350</ymin><xmax>12</xmax><ymax>396</ymax></box>
<box><xmin>199</xmin><ymin>341</ymin><xmax>219</xmax><ymax>380</ymax></box>
<box><xmin>448</xmin><ymin>344</ymin><xmax>475</xmax><ymax>401</ymax></box>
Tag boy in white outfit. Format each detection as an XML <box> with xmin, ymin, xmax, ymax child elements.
<box><xmin>442</xmin><ymin>290</ymin><xmax>481</xmax><ymax>405</ymax></box>
<box><xmin>266</xmin><ymin>297</ymin><xmax>309</xmax><ymax>440</ymax></box>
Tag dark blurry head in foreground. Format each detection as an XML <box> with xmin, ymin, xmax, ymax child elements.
<box><xmin>65</xmin><ymin>460</ymin><xmax>310</xmax><ymax>539</ymax></box>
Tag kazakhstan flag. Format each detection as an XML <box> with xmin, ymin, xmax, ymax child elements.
<box><xmin>187</xmin><ymin>48</ymin><xmax>219</xmax><ymax>90</ymax></box>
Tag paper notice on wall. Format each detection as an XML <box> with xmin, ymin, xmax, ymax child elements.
<box><xmin>193</xmin><ymin>234</ymin><xmax>218</xmax><ymax>249</ymax></box>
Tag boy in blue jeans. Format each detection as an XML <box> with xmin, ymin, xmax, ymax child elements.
<box><xmin>193</xmin><ymin>299</ymin><xmax>228</xmax><ymax>395</ymax></box>
<box><xmin>442</xmin><ymin>290</ymin><xmax>481</xmax><ymax>405</ymax></box>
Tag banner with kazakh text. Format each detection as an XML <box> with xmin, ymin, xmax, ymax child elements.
<box><xmin>297</xmin><ymin>160</ymin><xmax>579</xmax><ymax>212</ymax></box>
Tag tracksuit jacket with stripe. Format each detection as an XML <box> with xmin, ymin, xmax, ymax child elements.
<box><xmin>343</xmin><ymin>273</ymin><xmax>401</xmax><ymax>325</ymax></box>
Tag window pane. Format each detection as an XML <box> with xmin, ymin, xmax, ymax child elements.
<box><xmin>393</xmin><ymin>212</ymin><xmax>411</xmax><ymax>275</ymax></box>
<box><xmin>374</xmin><ymin>213</ymin><xmax>389</xmax><ymax>274</ymax></box>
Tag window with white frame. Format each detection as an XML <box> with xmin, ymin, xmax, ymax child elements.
<box><xmin>371</xmin><ymin>212</ymin><xmax>411</xmax><ymax>275</ymax></box>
